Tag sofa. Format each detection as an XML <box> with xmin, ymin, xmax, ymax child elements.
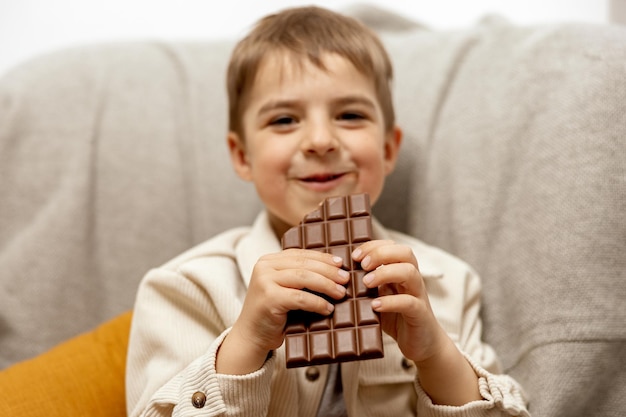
<box><xmin>0</xmin><ymin>5</ymin><xmax>624</xmax><ymax>416</ymax></box>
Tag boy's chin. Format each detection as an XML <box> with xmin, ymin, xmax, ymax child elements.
<box><xmin>268</xmin><ymin>205</ymin><xmax>320</xmax><ymax>238</ymax></box>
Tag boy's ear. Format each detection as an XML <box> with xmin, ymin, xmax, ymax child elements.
<box><xmin>383</xmin><ymin>126</ymin><xmax>403</xmax><ymax>175</ymax></box>
<box><xmin>227</xmin><ymin>132</ymin><xmax>253</xmax><ymax>181</ymax></box>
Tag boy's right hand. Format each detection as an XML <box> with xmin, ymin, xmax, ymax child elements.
<box><xmin>216</xmin><ymin>249</ymin><xmax>349</xmax><ymax>375</ymax></box>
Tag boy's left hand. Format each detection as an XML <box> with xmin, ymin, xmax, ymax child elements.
<box><xmin>351</xmin><ymin>240</ymin><xmax>448</xmax><ymax>364</ymax></box>
<box><xmin>353</xmin><ymin>240</ymin><xmax>482</xmax><ymax>405</ymax></box>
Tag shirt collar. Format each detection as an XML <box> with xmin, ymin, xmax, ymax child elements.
<box><xmin>236</xmin><ymin>211</ymin><xmax>280</xmax><ymax>287</ymax></box>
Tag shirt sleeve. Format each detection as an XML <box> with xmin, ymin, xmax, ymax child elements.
<box><xmin>415</xmin><ymin>268</ymin><xmax>530</xmax><ymax>417</ymax></box>
<box><xmin>415</xmin><ymin>351</ymin><xmax>530</xmax><ymax>417</ymax></box>
<box><xmin>144</xmin><ymin>328</ymin><xmax>275</xmax><ymax>417</ymax></box>
<box><xmin>126</xmin><ymin>265</ymin><xmax>274</xmax><ymax>417</ymax></box>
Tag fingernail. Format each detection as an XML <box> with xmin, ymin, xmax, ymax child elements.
<box><xmin>338</xmin><ymin>269</ymin><xmax>350</xmax><ymax>280</ymax></box>
<box><xmin>361</xmin><ymin>255</ymin><xmax>371</xmax><ymax>269</ymax></box>
<box><xmin>332</xmin><ymin>256</ymin><xmax>343</xmax><ymax>265</ymax></box>
<box><xmin>336</xmin><ymin>284</ymin><xmax>347</xmax><ymax>295</ymax></box>
<box><xmin>371</xmin><ymin>299</ymin><xmax>382</xmax><ymax>310</ymax></box>
<box><xmin>352</xmin><ymin>248</ymin><xmax>362</xmax><ymax>259</ymax></box>
<box><xmin>363</xmin><ymin>272</ymin><xmax>375</xmax><ymax>286</ymax></box>
<box><xmin>327</xmin><ymin>303</ymin><xmax>335</xmax><ymax>313</ymax></box>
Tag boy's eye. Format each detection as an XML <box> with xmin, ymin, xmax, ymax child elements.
<box><xmin>338</xmin><ymin>112</ymin><xmax>366</xmax><ymax>121</ymax></box>
<box><xmin>270</xmin><ymin>116</ymin><xmax>296</xmax><ymax>125</ymax></box>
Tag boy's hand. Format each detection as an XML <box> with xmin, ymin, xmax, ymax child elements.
<box><xmin>216</xmin><ymin>249</ymin><xmax>349</xmax><ymax>375</ymax></box>
<box><xmin>352</xmin><ymin>240</ymin><xmax>482</xmax><ymax>406</ymax></box>
<box><xmin>351</xmin><ymin>240</ymin><xmax>447</xmax><ymax>363</ymax></box>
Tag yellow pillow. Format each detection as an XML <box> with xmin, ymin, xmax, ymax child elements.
<box><xmin>0</xmin><ymin>311</ymin><xmax>132</xmax><ymax>417</ymax></box>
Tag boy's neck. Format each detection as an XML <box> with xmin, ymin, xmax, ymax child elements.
<box><xmin>268</xmin><ymin>213</ymin><xmax>292</xmax><ymax>240</ymax></box>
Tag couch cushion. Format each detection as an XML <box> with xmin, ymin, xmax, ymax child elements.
<box><xmin>0</xmin><ymin>311</ymin><xmax>131</xmax><ymax>417</ymax></box>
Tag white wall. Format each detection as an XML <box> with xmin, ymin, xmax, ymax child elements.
<box><xmin>0</xmin><ymin>0</ymin><xmax>609</xmax><ymax>77</ymax></box>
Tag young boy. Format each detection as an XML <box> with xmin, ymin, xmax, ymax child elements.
<box><xmin>126</xmin><ymin>6</ymin><xmax>529</xmax><ymax>417</ymax></box>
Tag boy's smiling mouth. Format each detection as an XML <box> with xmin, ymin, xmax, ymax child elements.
<box><xmin>295</xmin><ymin>171</ymin><xmax>354</xmax><ymax>192</ymax></box>
<box><xmin>300</xmin><ymin>173</ymin><xmax>345</xmax><ymax>183</ymax></box>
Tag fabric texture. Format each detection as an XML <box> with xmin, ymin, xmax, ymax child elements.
<box><xmin>0</xmin><ymin>4</ymin><xmax>624</xmax><ymax>416</ymax></box>
<box><xmin>0</xmin><ymin>40</ymin><xmax>262</xmax><ymax>368</ymax></box>
<box><xmin>0</xmin><ymin>311</ymin><xmax>132</xmax><ymax>417</ymax></box>
<box><xmin>382</xmin><ymin>19</ymin><xmax>626</xmax><ymax>416</ymax></box>
<box><xmin>126</xmin><ymin>212</ymin><xmax>528</xmax><ymax>417</ymax></box>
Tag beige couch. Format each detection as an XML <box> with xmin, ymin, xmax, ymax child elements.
<box><xmin>0</xmin><ymin>6</ymin><xmax>624</xmax><ymax>416</ymax></box>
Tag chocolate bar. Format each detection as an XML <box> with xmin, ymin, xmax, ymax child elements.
<box><xmin>281</xmin><ymin>193</ymin><xmax>384</xmax><ymax>368</ymax></box>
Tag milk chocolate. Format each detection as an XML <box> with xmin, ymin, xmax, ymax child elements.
<box><xmin>281</xmin><ymin>193</ymin><xmax>384</xmax><ymax>368</ymax></box>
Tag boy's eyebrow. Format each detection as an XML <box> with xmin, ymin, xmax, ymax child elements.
<box><xmin>257</xmin><ymin>95</ymin><xmax>377</xmax><ymax>115</ymax></box>
<box><xmin>257</xmin><ymin>99</ymin><xmax>302</xmax><ymax>116</ymax></box>
<box><xmin>332</xmin><ymin>95</ymin><xmax>377</xmax><ymax>109</ymax></box>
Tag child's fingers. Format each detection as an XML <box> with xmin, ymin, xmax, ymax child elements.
<box><xmin>283</xmin><ymin>287</ymin><xmax>337</xmax><ymax>316</ymax></box>
<box><xmin>277</xmin><ymin>268</ymin><xmax>348</xmax><ymax>300</ymax></box>
<box><xmin>276</xmin><ymin>249</ymin><xmax>350</xmax><ymax>284</ymax></box>
<box><xmin>352</xmin><ymin>240</ymin><xmax>418</xmax><ymax>271</ymax></box>
<box><xmin>351</xmin><ymin>240</ymin><xmax>394</xmax><ymax>265</ymax></box>
<box><xmin>370</xmin><ymin>293</ymin><xmax>423</xmax><ymax>318</ymax></box>
<box><xmin>362</xmin><ymin>262</ymin><xmax>422</xmax><ymax>296</ymax></box>
<box><xmin>252</xmin><ymin>249</ymin><xmax>349</xmax><ymax>315</ymax></box>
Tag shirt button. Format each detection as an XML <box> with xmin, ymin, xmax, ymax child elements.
<box><xmin>305</xmin><ymin>367</ymin><xmax>320</xmax><ymax>381</ymax></box>
<box><xmin>192</xmin><ymin>391</ymin><xmax>207</xmax><ymax>408</ymax></box>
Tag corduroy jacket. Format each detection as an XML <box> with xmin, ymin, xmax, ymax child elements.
<box><xmin>126</xmin><ymin>212</ymin><xmax>529</xmax><ymax>417</ymax></box>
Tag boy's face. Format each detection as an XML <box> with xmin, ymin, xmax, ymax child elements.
<box><xmin>228</xmin><ymin>53</ymin><xmax>402</xmax><ymax>237</ymax></box>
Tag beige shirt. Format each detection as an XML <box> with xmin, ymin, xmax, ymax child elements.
<box><xmin>126</xmin><ymin>212</ymin><xmax>529</xmax><ymax>417</ymax></box>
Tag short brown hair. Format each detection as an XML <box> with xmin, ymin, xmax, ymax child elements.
<box><xmin>226</xmin><ymin>6</ymin><xmax>395</xmax><ymax>138</ymax></box>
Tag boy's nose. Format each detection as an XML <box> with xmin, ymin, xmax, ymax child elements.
<box><xmin>302</xmin><ymin>123</ymin><xmax>339</xmax><ymax>156</ymax></box>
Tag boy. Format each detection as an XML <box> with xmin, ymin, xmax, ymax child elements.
<box><xmin>126</xmin><ymin>6</ymin><xmax>529</xmax><ymax>417</ymax></box>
